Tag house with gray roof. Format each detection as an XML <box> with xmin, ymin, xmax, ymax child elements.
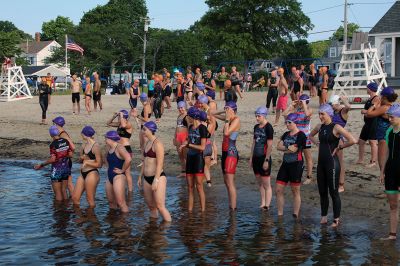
<box><xmin>369</xmin><ymin>1</ymin><xmax>400</xmax><ymax>78</ymax></box>
<box><xmin>19</xmin><ymin>33</ymin><xmax>61</xmax><ymax>66</ymax></box>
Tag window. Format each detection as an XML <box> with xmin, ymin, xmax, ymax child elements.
<box><xmin>49</xmin><ymin>46</ymin><xmax>57</xmax><ymax>52</ymax></box>
<box><xmin>329</xmin><ymin>47</ymin><xmax>337</xmax><ymax>58</ymax></box>
<box><xmin>27</xmin><ymin>57</ymin><xmax>35</xmax><ymax>65</ymax></box>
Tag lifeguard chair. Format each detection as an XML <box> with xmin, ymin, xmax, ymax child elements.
<box><xmin>0</xmin><ymin>58</ymin><xmax>32</xmax><ymax>102</ymax></box>
<box><xmin>332</xmin><ymin>32</ymin><xmax>387</xmax><ymax>107</ymax></box>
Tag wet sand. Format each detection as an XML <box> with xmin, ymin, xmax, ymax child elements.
<box><xmin>0</xmin><ymin>92</ymin><xmax>389</xmax><ymax>226</ymax></box>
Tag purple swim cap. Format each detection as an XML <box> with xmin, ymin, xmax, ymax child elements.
<box><xmin>81</xmin><ymin>125</ymin><xmax>95</xmax><ymax>137</ymax></box>
<box><xmin>255</xmin><ymin>106</ymin><xmax>268</xmax><ymax>116</ymax></box>
<box><xmin>49</xmin><ymin>125</ymin><xmax>59</xmax><ymax>137</ymax></box>
<box><xmin>381</xmin><ymin>87</ymin><xmax>395</xmax><ymax>97</ymax></box>
<box><xmin>177</xmin><ymin>101</ymin><xmax>186</xmax><ymax>109</ymax></box>
<box><xmin>224</xmin><ymin>101</ymin><xmax>237</xmax><ymax>111</ymax></box>
<box><xmin>286</xmin><ymin>113</ymin><xmax>298</xmax><ymax>123</ymax></box>
<box><xmin>195</xmin><ymin>110</ymin><xmax>208</xmax><ymax>122</ymax></box>
<box><xmin>319</xmin><ymin>104</ymin><xmax>334</xmax><ymax>117</ymax></box>
<box><xmin>206</xmin><ymin>90</ymin><xmax>216</xmax><ymax>100</ymax></box>
<box><xmin>299</xmin><ymin>94</ymin><xmax>310</xmax><ymax>104</ymax></box>
<box><xmin>386</xmin><ymin>103</ymin><xmax>400</xmax><ymax>118</ymax></box>
<box><xmin>52</xmin><ymin>116</ymin><xmax>65</xmax><ymax>127</ymax></box>
<box><xmin>367</xmin><ymin>82</ymin><xmax>378</xmax><ymax>92</ymax></box>
<box><xmin>187</xmin><ymin>106</ymin><xmax>198</xmax><ymax>118</ymax></box>
<box><xmin>119</xmin><ymin>109</ymin><xmax>129</xmax><ymax>119</ymax></box>
<box><xmin>140</xmin><ymin>92</ymin><xmax>148</xmax><ymax>101</ymax></box>
<box><xmin>196</xmin><ymin>82</ymin><xmax>205</xmax><ymax>91</ymax></box>
<box><xmin>198</xmin><ymin>95</ymin><xmax>209</xmax><ymax>104</ymax></box>
<box><xmin>105</xmin><ymin>130</ymin><xmax>120</xmax><ymax>141</ymax></box>
<box><xmin>143</xmin><ymin>121</ymin><xmax>157</xmax><ymax>133</ymax></box>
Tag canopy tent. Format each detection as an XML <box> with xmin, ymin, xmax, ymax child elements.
<box><xmin>22</xmin><ymin>65</ymin><xmax>68</xmax><ymax>77</ymax></box>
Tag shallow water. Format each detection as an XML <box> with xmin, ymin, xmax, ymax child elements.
<box><xmin>0</xmin><ymin>160</ymin><xmax>399</xmax><ymax>265</ymax></box>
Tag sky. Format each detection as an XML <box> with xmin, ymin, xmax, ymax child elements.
<box><xmin>1</xmin><ymin>0</ymin><xmax>395</xmax><ymax>42</ymax></box>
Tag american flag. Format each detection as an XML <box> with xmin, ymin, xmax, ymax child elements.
<box><xmin>66</xmin><ymin>37</ymin><xmax>84</xmax><ymax>55</ymax></box>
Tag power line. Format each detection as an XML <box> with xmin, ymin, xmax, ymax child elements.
<box><xmin>306</xmin><ymin>4</ymin><xmax>344</xmax><ymax>14</ymax></box>
<box><xmin>349</xmin><ymin>6</ymin><xmax>360</xmax><ymax>25</ymax></box>
<box><xmin>350</xmin><ymin>1</ymin><xmax>395</xmax><ymax>4</ymax></box>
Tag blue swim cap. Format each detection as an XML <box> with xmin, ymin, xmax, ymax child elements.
<box><xmin>52</xmin><ymin>116</ymin><xmax>65</xmax><ymax>127</ymax></box>
<box><xmin>206</xmin><ymin>90</ymin><xmax>216</xmax><ymax>100</ymax></box>
<box><xmin>386</xmin><ymin>103</ymin><xmax>400</xmax><ymax>118</ymax></box>
<box><xmin>224</xmin><ymin>101</ymin><xmax>237</xmax><ymax>112</ymax></box>
<box><xmin>198</xmin><ymin>95</ymin><xmax>209</xmax><ymax>104</ymax></box>
<box><xmin>49</xmin><ymin>125</ymin><xmax>59</xmax><ymax>137</ymax></box>
<box><xmin>105</xmin><ymin>130</ymin><xmax>120</xmax><ymax>141</ymax></box>
<box><xmin>196</xmin><ymin>82</ymin><xmax>205</xmax><ymax>91</ymax></box>
<box><xmin>81</xmin><ymin>125</ymin><xmax>95</xmax><ymax>137</ymax></box>
<box><xmin>367</xmin><ymin>82</ymin><xmax>378</xmax><ymax>92</ymax></box>
<box><xmin>255</xmin><ymin>106</ymin><xmax>268</xmax><ymax>116</ymax></box>
<box><xmin>286</xmin><ymin>113</ymin><xmax>298</xmax><ymax>123</ymax></box>
<box><xmin>187</xmin><ymin>106</ymin><xmax>198</xmax><ymax>118</ymax></box>
<box><xmin>119</xmin><ymin>109</ymin><xmax>129</xmax><ymax>119</ymax></box>
<box><xmin>381</xmin><ymin>87</ymin><xmax>395</xmax><ymax>97</ymax></box>
<box><xmin>140</xmin><ymin>92</ymin><xmax>148</xmax><ymax>101</ymax></box>
<box><xmin>319</xmin><ymin>104</ymin><xmax>334</xmax><ymax>117</ymax></box>
<box><xmin>299</xmin><ymin>94</ymin><xmax>310</xmax><ymax>104</ymax></box>
<box><xmin>144</xmin><ymin>121</ymin><xmax>157</xmax><ymax>133</ymax></box>
<box><xmin>195</xmin><ymin>110</ymin><xmax>208</xmax><ymax>122</ymax></box>
<box><xmin>177</xmin><ymin>101</ymin><xmax>186</xmax><ymax>109</ymax></box>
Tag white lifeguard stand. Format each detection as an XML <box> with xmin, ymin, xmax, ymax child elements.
<box><xmin>0</xmin><ymin>65</ymin><xmax>32</xmax><ymax>102</ymax></box>
<box><xmin>332</xmin><ymin>32</ymin><xmax>387</xmax><ymax>107</ymax></box>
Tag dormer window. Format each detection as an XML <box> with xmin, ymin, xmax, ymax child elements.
<box><xmin>330</xmin><ymin>47</ymin><xmax>337</xmax><ymax>58</ymax></box>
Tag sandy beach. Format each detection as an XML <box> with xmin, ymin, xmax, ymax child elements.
<box><xmin>0</xmin><ymin>92</ymin><xmax>389</xmax><ymax>224</ymax></box>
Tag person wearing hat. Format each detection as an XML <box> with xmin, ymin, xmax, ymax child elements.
<box><xmin>179</xmin><ymin>108</ymin><xmax>209</xmax><ymax>211</ymax></box>
<box><xmin>357</xmin><ymin>82</ymin><xmax>379</xmax><ymax>168</ymax></box>
<box><xmin>53</xmin><ymin>116</ymin><xmax>75</xmax><ymax>196</ymax></box>
<box><xmin>137</xmin><ymin>121</ymin><xmax>172</xmax><ymax>221</ymax></box>
<box><xmin>250</xmin><ymin>106</ymin><xmax>274</xmax><ymax>210</ymax></box>
<box><xmin>379</xmin><ymin>103</ymin><xmax>400</xmax><ymax>240</ymax></box>
<box><xmin>72</xmin><ymin>126</ymin><xmax>102</xmax><ymax>208</ymax></box>
<box><xmin>104</xmin><ymin>130</ymin><xmax>131</xmax><ymax>213</ymax></box>
<box><xmin>365</xmin><ymin>87</ymin><xmax>398</xmax><ymax>175</ymax></box>
<box><xmin>107</xmin><ymin>109</ymin><xmax>134</xmax><ymax>192</ymax></box>
<box><xmin>329</xmin><ymin>94</ymin><xmax>351</xmax><ymax>193</ymax></box>
<box><xmin>212</xmin><ymin>101</ymin><xmax>241</xmax><ymax>210</ymax></box>
<box><xmin>174</xmin><ymin>101</ymin><xmax>189</xmax><ymax>177</ymax></box>
<box><xmin>198</xmin><ymin>95</ymin><xmax>216</xmax><ymax>186</ymax></box>
<box><xmin>138</xmin><ymin>92</ymin><xmax>152</xmax><ymax>152</ymax></box>
<box><xmin>283</xmin><ymin>94</ymin><xmax>314</xmax><ymax>185</ymax></box>
<box><xmin>34</xmin><ymin>126</ymin><xmax>73</xmax><ymax>201</ymax></box>
<box><xmin>276</xmin><ymin>113</ymin><xmax>307</xmax><ymax>218</ymax></box>
<box><xmin>309</xmin><ymin>104</ymin><xmax>356</xmax><ymax>227</ymax></box>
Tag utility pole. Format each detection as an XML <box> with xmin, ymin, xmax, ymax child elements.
<box><xmin>343</xmin><ymin>0</ymin><xmax>348</xmax><ymax>50</ymax></box>
<box><xmin>142</xmin><ymin>17</ymin><xmax>150</xmax><ymax>82</ymax></box>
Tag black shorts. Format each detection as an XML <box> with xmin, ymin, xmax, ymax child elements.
<box><xmin>359</xmin><ymin>121</ymin><xmax>377</xmax><ymax>141</ymax></box>
<box><xmin>164</xmin><ymin>86</ymin><xmax>172</xmax><ymax>97</ymax></box>
<box><xmin>186</xmin><ymin>152</ymin><xmax>205</xmax><ymax>177</ymax></box>
<box><xmin>148</xmin><ymin>90</ymin><xmax>154</xmax><ymax>98</ymax></box>
<box><xmin>129</xmin><ymin>98</ymin><xmax>138</xmax><ymax>109</ymax></box>
<box><xmin>72</xmin><ymin>92</ymin><xmax>80</xmax><ymax>103</ymax></box>
<box><xmin>276</xmin><ymin>161</ymin><xmax>304</xmax><ymax>186</ymax></box>
<box><xmin>384</xmin><ymin>161</ymin><xmax>400</xmax><ymax>193</ymax></box>
<box><xmin>252</xmin><ymin>155</ymin><xmax>272</xmax><ymax>177</ymax></box>
<box><xmin>231</xmin><ymin>80</ymin><xmax>240</xmax><ymax>86</ymax></box>
<box><xmin>93</xmin><ymin>91</ymin><xmax>101</xmax><ymax>101</ymax></box>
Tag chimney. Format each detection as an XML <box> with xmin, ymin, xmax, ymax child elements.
<box><xmin>35</xmin><ymin>32</ymin><xmax>41</xmax><ymax>42</ymax></box>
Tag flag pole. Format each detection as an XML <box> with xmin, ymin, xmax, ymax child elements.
<box><xmin>65</xmin><ymin>34</ymin><xmax>68</xmax><ymax>91</ymax></box>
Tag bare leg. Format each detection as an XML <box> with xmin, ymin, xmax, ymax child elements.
<box><xmin>125</xmin><ymin>164</ymin><xmax>133</xmax><ymax>192</ymax></box>
<box><xmin>106</xmin><ymin>180</ymin><xmax>117</xmax><ymax>209</ymax></box>
<box><xmin>256</xmin><ymin>176</ymin><xmax>266</xmax><ymax>207</ymax></box>
<box><xmin>112</xmin><ymin>175</ymin><xmax>129</xmax><ymax>212</ymax></box>
<box><xmin>154</xmin><ymin>176</ymin><xmax>171</xmax><ymax>221</ymax></box>
<box><xmin>388</xmin><ymin>194</ymin><xmax>399</xmax><ymax>239</ymax></box>
<box><xmin>186</xmin><ymin>175</ymin><xmax>195</xmax><ymax>211</ymax></box>
<box><xmin>368</xmin><ymin>139</ymin><xmax>378</xmax><ymax>167</ymax></box>
<box><xmin>378</xmin><ymin>140</ymin><xmax>387</xmax><ymax>173</ymax></box>
<box><xmin>204</xmin><ymin>156</ymin><xmax>212</xmax><ymax>186</ymax></box>
<box><xmin>51</xmin><ymin>182</ymin><xmax>63</xmax><ymax>201</ymax></box>
<box><xmin>143</xmin><ymin>179</ymin><xmax>158</xmax><ymax>218</ymax></box>
<box><xmin>357</xmin><ymin>139</ymin><xmax>366</xmax><ymax>164</ymax></box>
<box><xmin>72</xmin><ymin>176</ymin><xmax>85</xmax><ymax>206</ymax></box>
<box><xmin>224</xmin><ymin>173</ymin><xmax>237</xmax><ymax>209</ymax></box>
<box><xmin>274</xmin><ymin>109</ymin><xmax>281</xmax><ymax>125</ymax></box>
<box><xmin>85</xmin><ymin>172</ymin><xmax>100</xmax><ymax>208</ymax></box>
<box><xmin>195</xmin><ymin>175</ymin><xmax>206</xmax><ymax>211</ymax></box>
<box><xmin>291</xmin><ymin>185</ymin><xmax>301</xmax><ymax>217</ymax></box>
<box><xmin>276</xmin><ymin>183</ymin><xmax>285</xmax><ymax>216</ymax></box>
<box><xmin>261</xmin><ymin>176</ymin><xmax>272</xmax><ymax>207</ymax></box>
<box><xmin>67</xmin><ymin>175</ymin><xmax>74</xmax><ymax>197</ymax></box>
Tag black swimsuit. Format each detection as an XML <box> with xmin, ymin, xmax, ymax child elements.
<box><xmin>81</xmin><ymin>143</ymin><xmax>99</xmax><ymax>179</ymax></box>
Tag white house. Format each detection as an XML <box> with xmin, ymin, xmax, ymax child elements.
<box><xmin>19</xmin><ymin>32</ymin><xmax>61</xmax><ymax>66</ymax></box>
<box><xmin>369</xmin><ymin>1</ymin><xmax>400</xmax><ymax>77</ymax></box>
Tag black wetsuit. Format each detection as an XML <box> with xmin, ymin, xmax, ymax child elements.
<box><xmin>153</xmin><ymin>83</ymin><xmax>163</xmax><ymax>119</ymax></box>
<box><xmin>252</xmin><ymin>123</ymin><xmax>274</xmax><ymax>176</ymax></box>
<box><xmin>359</xmin><ymin>96</ymin><xmax>378</xmax><ymax>141</ymax></box>
<box><xmin>266</xmin><ymin>77</ymin><xmax>278</xmax><ymax>108</ymax></box>
<box><xmin>38</xmin><ymin>83</ymin><xmax>51</xmax><ymax>119</ymax></box>
<box><xmin>224</xmin><ymin>88</ymin><xmax>238</xmax><ymax>103</ymax></box>
<box><xmin>317</xmin><ymin>123</ymin><xmax>341</xmax><ymax>219</ymax></box>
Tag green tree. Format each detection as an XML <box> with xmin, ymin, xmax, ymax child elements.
<box><xmin>0</xmin><ymin>31</ymin><xmax>22</xmax><ymax>58</ymax></box>
<box><xmin>193</xmin><ymin>0</ymin><xmax>313</xmax><ymax>63</ymax></box>
<box><xmin>310</xmin><ymin>40</ymin><xmax>330</xmax><ymax>58</ymax></box>
<box><xmin>332</xmin><ymin>23</ymin><xmax>360</xmax><ymax>41</ymax></box>
<box><xmin>0</xmin><ymin>20</ymin><xmax>32</xmax><ymax>40</ymax></box>
<box><xmin>41</xmin><ymin>16</ymin><xmax>75</xmax><ymax>43</ymax></box>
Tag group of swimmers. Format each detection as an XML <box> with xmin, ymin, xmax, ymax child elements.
<box><xmin>34</xmin><ymin>64</ymin><xmax>400</xmax><ymax>241</ymax></box>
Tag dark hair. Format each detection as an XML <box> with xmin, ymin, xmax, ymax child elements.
<box><xmin>384</xmin><ymin>93</ymin><xmax>398</xmax><ymax>103</ymax></box>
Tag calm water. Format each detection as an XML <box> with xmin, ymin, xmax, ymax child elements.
<box><xmin>0</xmin><ymin>159</ymin><xmax>399</xmax><ymax>265</ymax></box>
